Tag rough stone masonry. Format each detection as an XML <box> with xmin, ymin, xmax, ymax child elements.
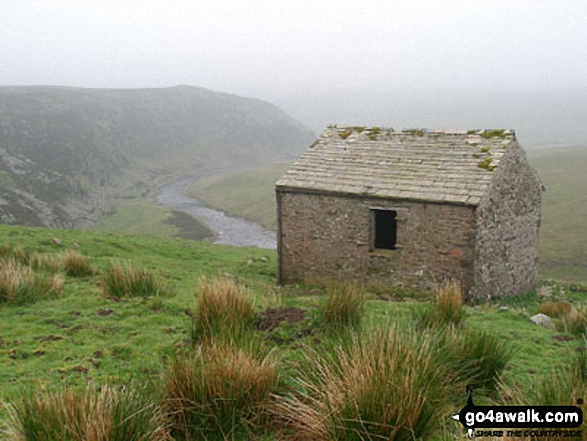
<box><xmin>276</xmin><ymin>126</ymin><xmax>541</xmax><ymax>300</ymax></box>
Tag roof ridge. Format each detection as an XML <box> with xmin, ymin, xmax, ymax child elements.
<box><xmin>279</xmin><ymin>125</ymin><xmax>519</xmax><ymax>206</ymax></box>
<box><xmin>322</xmin><ymin>125</ymin><xmax>515</xmax><ymax>139</ymax></box>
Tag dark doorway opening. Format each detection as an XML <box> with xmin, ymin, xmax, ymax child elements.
<box><xmin>373</xmin><ymin>210</ymin><xmax>397</xmax><ymax>250</ymax></box>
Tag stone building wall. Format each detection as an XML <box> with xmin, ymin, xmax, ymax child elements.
<box><xmin>277</xmin><ymin>190</ymin><xmax>477</xmax><ymax>293</ymax></box>
<box><xmin>472</xmin><ymin>141</ymin><xmax>541</xmax><ymax>299</ymax></box>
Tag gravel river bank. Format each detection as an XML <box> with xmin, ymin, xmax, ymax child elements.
<box><xmin>155</xmin><ymin>175</ymin><xmax>276</xmax><ymax>249</ymax></box>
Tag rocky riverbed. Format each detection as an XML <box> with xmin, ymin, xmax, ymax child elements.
<box><xmin>155</xmin><ymin>176</ymin><xmax>276</xmax><ymax>249</ymax></box>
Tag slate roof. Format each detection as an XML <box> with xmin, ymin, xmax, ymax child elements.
<box><xmin>275</xmin><ymin>126</ymin><xmax>516</xmax><ymax>206</ymax></box>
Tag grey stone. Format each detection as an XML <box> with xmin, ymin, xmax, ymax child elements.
<box><xmin>530</xmin><ymin>313</ymin><xmax>552</xmax><ymax>328</ymax></box>
<box><xmin>276</xmin><ymin>126</ymin><xmax>541</xmax><ymax>300</ymax></box>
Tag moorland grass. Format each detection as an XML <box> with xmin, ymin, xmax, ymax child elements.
<box><xmin>0</xmin><ymin>244</ymin><xmax>31</xmax><ymax>265</ymax></box>
<box><xmin>6</xmin><ymin>385</ymin><xmax>170</xmax><ymax>441</ymax></box>
<box><xmin>60</xmin><ymin>250</ymin><xmax>95</xmax><ymax>277</ymax></box>
<box><xmin>164</xmin><ymin>343</ymin><xmax>279</xmax><ymax>441</ymax></box>
<box><xmin>561</xmin><ymin>305</ymin><xmax>587</xmax><ymax>336</ymax></box>
<box><xmin>416</xmin><ymin>280</ymin><xmax>465</xmax><ymax>329</ymax></box>
<box><xmin>322</xmin><ymin>282</ymin><xmax>365</xmax><ymax>330</ymax></box>
<box><xmin>0</xmin><ymin>257</ymin><xmax>63</xmax><ymax>306</ymax></box>
<box><xmin>538</xmin><ymin>300</ymin><xmax>572</xmax><ymax>318</ymax></box>
<box><xmin>501</xmin><ymin>350</ymin><xmax>587</xmax><ymax>440</ymax></box>
<box><xmin>2</xmin><ymin>243</ymin><xmax>95</xmax><ymax>277</ymax></box>
<box><xmin>191</xmin><ymin>276</ymin><xmax>256</xmax><ymax>345</ymax></box>
<box><xmin>28</xmin><ymin>253</ymin><xmax>62</xmax><ymax>273</ymax></box>
<box><xmin>433</xmin><ymin>327</ymin><xmax>513</xmax><ymax>394</ymax></box>
<box><xmin>91</xmin><ymin>197</ymin><xmax>213</xmax><ymax>242</ymax></box>
<box><xmin>102</xmin><ymin>262</ymin><xmax>170</xmax><ymax>299</ymax></box>
<box><xmin>0</xmin><ymin>223</ymin><xmax>583</xmax><ymax>439</ymax></box>
<box><xmin>277</xmin><ymin>327</ymin><xmax>452</xmax><ymax>441</ymax></box>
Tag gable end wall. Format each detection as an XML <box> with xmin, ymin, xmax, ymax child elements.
<box><xmin>472</xmin><ymin>141</ymin><xmax>541</xmax><ymax>299</ymax></box>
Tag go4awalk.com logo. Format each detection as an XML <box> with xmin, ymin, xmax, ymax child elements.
<box><xmin>452</xmin><ymin>387</ymin><xmax>583</xmax><ymax>438</ymax></box>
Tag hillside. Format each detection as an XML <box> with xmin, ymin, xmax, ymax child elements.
<box><xmin>529</xmin><ymin>146</ymin><xmax>587</xmax><ymax>282</ymax></box>
<box><xmin>186</xmin><ymin>146</ymin><xmax>587</xmax><ymax>283</ymax></box>
<box><xmin>0</xmin><ymin>86</ymin><xmax>315</xmax><ymax>228</ymax></box>
<box><xmin>0</xmin><ymin>223</ymin><xmax>585</xmax><ymax>438</ymax></box>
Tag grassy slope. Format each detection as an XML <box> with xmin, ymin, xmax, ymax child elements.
<box><xmin>91</xmin><ymin>197</ymin><xmax>214</xmax><ymax>241</ymax></box>
<box><xmin>0</xmin><ymin>223</ymin><xmax>584</xmax><ymax>431</ymax></box>
<box><xmin>0</xmin><ymin>86</ymin><xmax>315</xmax><ymax>227</ymax></box>
<box><xmin>92</xmin><ymin>198</ymin><xmax>182</xmax><ymax>237</ymax></box>
<box><xmin>185</xmin><ymin>147</ymin><xmax>587</xmax><ymax>283</ymax></box>
<box><xmin>0</xmin><ymin>224</ymin><xmax>275</xmax><ymax>420</ymax></box>
<box><xmin>528</xmin><ymin>146</ymin><xmax>587</xmax><ymax>282</ymax></box>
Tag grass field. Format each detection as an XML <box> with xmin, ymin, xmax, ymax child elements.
<box><xmin>529</xmin><ymin>146</ymin><xmax>587</xmax><ymax>282</ymax></box>
<box><xmin>90</xmin><ymin>196</ymin><xmax>214</xmax><ymax>241</ymax></box>
<box><xmin>0</xmin><ymin>223</ymin><xmax>585</xmax><ymax>439</ymax></box>
<box><xmin>185</xmin><ymin>147</ymin><xmax>587</xmax><ymax>283</ymax></box>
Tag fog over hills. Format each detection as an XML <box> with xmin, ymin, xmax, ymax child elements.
<box><xmin>256</xmin><ymin>88</ymin><xmax>586</xmax><ymax>149</ymax></box>
<box><xmin>0</xmin><ymin>86</ymin><xmax>315</xmax><ymax>228</ymax></box>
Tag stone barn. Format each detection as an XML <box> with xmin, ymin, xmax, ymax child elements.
<box><xmin>275</xmin><ymin>126</ymin><xmax>542</xmax><ymax>299</ymax></box>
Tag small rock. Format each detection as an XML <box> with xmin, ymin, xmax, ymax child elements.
<box><xmin>260</xmin><ymin>256</ymin><xmax>268</xmax><ymax>262</ymax></box>
<box><xmin>530</xmin><ymin>313</ymin><xmax>552</xmax><ymax>328</ymax></box>
<box><xmin>50</xmin><ymin>237</ymin><xmax>62</xmax><ymax>246</ymax></box>
<box><xmin>538</xmin><ymin>285</ymin><xmax>553</xmax><ymax>298</ymax></box>
<box><xmin>247</xmin><ymin>260</ymin><xmax>253</xmax><ymax>265</ymax></box>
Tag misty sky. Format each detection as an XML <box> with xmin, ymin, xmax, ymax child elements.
<box><xmin>1</xmin><ymin>0</ymin><xmax>586</xmax><ymax>94</ymax></box>
<box><xmin>1</xmin><ymin>0</ymin><xmax>587</xmax><ymax>145</ymax></box>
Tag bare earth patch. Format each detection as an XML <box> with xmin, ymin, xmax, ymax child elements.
<box><xmin>256</xmin><ymin>307</ymin><xmax>306</xmax><ymax>331</ymax></box>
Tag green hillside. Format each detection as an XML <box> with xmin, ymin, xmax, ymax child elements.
<box><xmin>529</xmin><ymin>146</ymin><xmax>587</xmax><ymax>282</ymax></box>
<box><xmin>186</xmin><ymin>146</ymin><xmax>587</xmax><ymax>283</ymax></box>
<box><xmin>0</xmin><ymin>86</ymin><xmax>315</xmax><ymax>228</ymax></box>
<box><xmin>0</xmin><ymin>223</ymin><xmax>585</xmax><ymax>439</ymax></box>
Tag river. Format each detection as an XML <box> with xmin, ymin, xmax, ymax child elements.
<box><xmin>155</xmin><ymin>176</ymin><xmax>276</xmax><ymax>249</ymax></box>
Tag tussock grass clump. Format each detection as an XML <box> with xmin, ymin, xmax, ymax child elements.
<box><xmin>61</xmin><ymin>250</ymin><xmax>95</xmax><ymax>277</ymax></box>
<box><xmin>539</xmin><ymin>300</ymin><xmax>572</xmax><ymax>318</ymax></box>
<box><xmin>0</xmin><ymin>243</ymin><xmax>31</xmax><ymax>265</ymax></box>
<box><xmin>434</xmin><ymin>327</ymin><xmax>513</xmax><ymax>393</ymax></box>
<box><xmin>28</xmin><ymin>253</ymin><xmax>62</xmax><ymax>273</ymax></box>
<box><xmin>192</xmin><ymin>276</ymin><xmax>256</xmax><ymax>345</ymax></box>
<box><xmin>277</xmin><ymin>328</ymin><xmax>451</xmax><ymax>441</ymax></box>
<box><xmin>27</xmin><ymin>250</ymin><xmax>94</xmax><ymax>276</ymax></box>
<box><xmin>417</xmin><ymin>280</ymin><xmax>465</xmax><ymax>328</ymax></box>
<box><xmin>562</xmin><ymin>306</ymin><xmax>587</xmax><ymax>336</ymax></box>
<box><xmin>164</xmin><ymin>344</ymin><xmax>279</xmax><ymax>441</ymax></box>
<box><xmin>0</xmin><ymin>257</ymin><xmax>63</xmax><ymax>305</ymax></box>
<box><xmin>6</xmin><ymin>385</ymin><xmax>170</xmax><ymax>441</ymax></box>
<box><xmin>102</xmin><ymin>262</ymin><xmax>170</xmax><ymax>299</ymax></box>
<box><xmin>322</xmin><ymin>282</ymin><xmax>364</xmax><ymax>330</ymax></box>
<box><xmin>501</xmin><ymin>351</ymin><xmax>586</xmax><ymax>441</ymax></box>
